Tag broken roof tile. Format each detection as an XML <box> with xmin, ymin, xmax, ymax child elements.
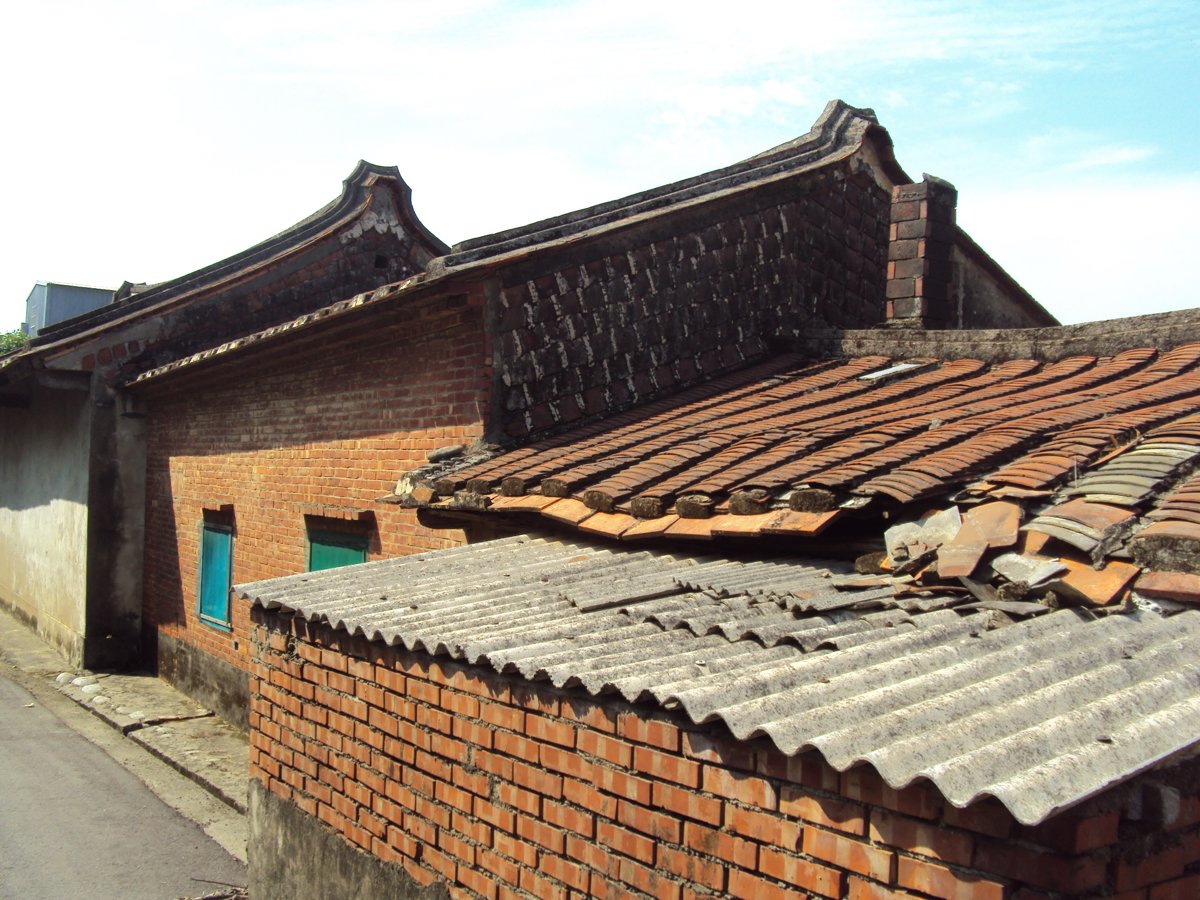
<box><xmin>937</xmin><ymin>518</ymin><xmax>989</xmax><ymax>578</ymax></box>
<box><xmin>1048</xmin><ymin>558</ymin><xmax>1141</xmax><ymax>607</ymax></box>
<box><xmin>1134</xmin><ymin>570</ymin><xmax>1200</xmax><ymax>605</ymax></box>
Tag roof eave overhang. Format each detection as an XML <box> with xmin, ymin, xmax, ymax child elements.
<box><xmin>25</xmin><ymin>162</ymin><xmax>447</xmax><ymax>369</ymax></box>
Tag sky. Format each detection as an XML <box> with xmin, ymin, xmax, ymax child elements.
<box><xmin>0</xmin><ymin>1</ymin><xmax>1196</xmax><ymax>331</ymax></box>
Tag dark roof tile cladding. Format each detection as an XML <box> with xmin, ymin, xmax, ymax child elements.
<box><xmin>423</xmin><ymin>345</ymin><xmax>1200</xmax><ymax>593</ymax></box>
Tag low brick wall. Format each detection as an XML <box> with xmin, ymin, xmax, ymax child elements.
<box><xmin>248</xmin><ymin>605</ymin><xmax>1200</xmax><ymax>898</ymax></box>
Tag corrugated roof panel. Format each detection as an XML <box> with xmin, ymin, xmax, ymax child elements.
<box><xmin>236</xmin><ymin>534</ymin><xmax>1200</xmax><ymax>825</ymax></box>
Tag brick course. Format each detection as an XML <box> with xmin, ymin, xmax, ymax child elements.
<box><xmin>142</xmin><ymin>300</ymin><xmax>490</xmax><ymax>686</ymax></box>
<box><xmin>495</xmin><ymin>164</ymin><xmax>890</xmax><ymax>439</ymax></box>
<box><xmin>249</xmin><ymin>605</ymin><xmax>1200</xmax><ymax>898</ymax></box>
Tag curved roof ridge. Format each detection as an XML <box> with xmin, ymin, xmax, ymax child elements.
<box><xmin>28</xmin><ymin>160</ymin><xmax>446</xmax><ymax>349</ymax></box>
<box><xmin>440</xmin><ymin>99</ymin><xmax>887</xmax><ymax>268</ymax></box>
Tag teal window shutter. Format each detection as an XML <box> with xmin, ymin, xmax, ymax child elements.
<box><xmin>198</xmin><ymin>523</ymin><xmax>233</xmax><ymax>628</ymax></box>
<box><xmin>308</xmin><ymin>530</ymin><xmax>368</xmax><ymax>571</ymax></box>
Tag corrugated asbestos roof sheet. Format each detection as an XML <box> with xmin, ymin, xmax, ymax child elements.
<box><xmin>236</xmin><ymin>533</ymin><xmax>1200</xmax><ymax>826</ymax></box>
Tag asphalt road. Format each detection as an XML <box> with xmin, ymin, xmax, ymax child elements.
<box><xmin>0</xmin><ymin>672</ymin><xmax>247</xmax><ymax>900</ymax></box>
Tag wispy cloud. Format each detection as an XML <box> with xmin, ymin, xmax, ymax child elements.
<box><xmin>1064</xmin><ymin>145</ymin><xmax>1158</xmax><ymax>171</ymax></box>
<box><xmin>1019</xmin><ymin>130</ymin><xmax>1159</xmax><ymax>174</ymax></box>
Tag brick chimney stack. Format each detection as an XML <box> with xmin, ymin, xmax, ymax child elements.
<box><xmin>885</xmin><ymin>175</ymin><xmax>957</xmax><ymax>328</ymax></box>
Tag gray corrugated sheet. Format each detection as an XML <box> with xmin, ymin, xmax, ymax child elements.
<box><xmin>236</xmin><ymin>534</ymin><xmax>1200</xmax><ymax>825</ymax></box>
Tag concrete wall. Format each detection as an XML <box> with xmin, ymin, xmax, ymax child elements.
<box><xmin>0</xmin><ymin>383</ymin><xmax>92</xmax><ymax>663</ymax></box>
<box><xmin>249</xmin><ymin>780</ymin><xmax>448</xmax><ymax>900</ymax></box>
<box><xmin>248</xmin><ymin>605</ymin><xmax>1200</xmax><ymax>899</ymax></box>
<box><xmin>953</xmin><ymin>241</ymin><xmax>1054</xmax><ymax>329</ymax></box>
<box><xmin>82</xmin><ymin>380</ymin><xmax>147</xmax><ymax>670</ymax></box>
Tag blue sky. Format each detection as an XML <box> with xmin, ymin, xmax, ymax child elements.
<box><xmin>1</xmin><ymin>0</ymin><xmax>1196</xmax><ymax>330</ymax></box>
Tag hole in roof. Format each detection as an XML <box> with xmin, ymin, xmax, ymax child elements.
<box><xmin>860</xmin><ymin>362</ymin><xmax>922</xmax><ymax>381</ymax></box>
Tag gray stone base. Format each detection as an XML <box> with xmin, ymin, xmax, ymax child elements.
<box><xmin>249</xmin><ymin>780</ymin><xmax>446</xmax><ymax>899</ymax></box>
<box><xmin>156</xmin><ymin>632</ymin><xmax>249</xmax><ymax>731</ymax></box>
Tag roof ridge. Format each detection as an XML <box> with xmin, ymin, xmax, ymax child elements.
<box><xmin>438</xmin><ymin>100</ymin><xmax>884</xmax><ymax>268</ymax></box>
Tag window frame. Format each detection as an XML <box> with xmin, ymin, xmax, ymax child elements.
<box><xmin>197</xmin><ymin>519</ymin><xmax>234</xmax><ymax>631</ymax></box>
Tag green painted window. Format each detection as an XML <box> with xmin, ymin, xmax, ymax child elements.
<box><xmin>308</xmin><ymin>529</ymin><xmax>368</xmax><ymax>571</ymax></box>
<box><xmin>198</xmin><ymin>523</ymin><xmax>233</xmax><ymax>629</ymax></box>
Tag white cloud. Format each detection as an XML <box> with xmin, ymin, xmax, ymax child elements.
<box><xmin>1064</xmin><ymin>145</ymin><xmax>1158</xmax><ymax>171</ymax></box>
<box><xmin>0</xmin><ymin>0</ymin><xmax>1196</xmax><ymax>330</ymax></box>
<box><xmin>959</xmin><ymin>176</ymin><xmax>1200</xmax><ymax>324</ymax></box>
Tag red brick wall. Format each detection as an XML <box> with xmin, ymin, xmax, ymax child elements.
<box><xmin>249</xmin><ymin>606</ymin><xmax>1200</xmax><ymax>898</ymax></box>
<box><xmin>142</xmin><ymin>299</ymin><xmax>489</xmax><ymax>681</ymax></box>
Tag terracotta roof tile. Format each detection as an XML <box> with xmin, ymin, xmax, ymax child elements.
<box><xmin>415</xmin><ymin>344</ymin><xmax>1200</xmax><ymax>599</ymax></box>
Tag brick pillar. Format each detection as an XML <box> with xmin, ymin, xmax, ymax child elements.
<box><xmin>885</xmin><ymin>175</ymin><xmax>957</xmax><ymax>328</ymax></box>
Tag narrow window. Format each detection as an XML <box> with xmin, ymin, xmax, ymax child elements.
<box><xmin>198</xmin><ymin>513</ymin><xmax>234</xmax><ymax>629</ymax></box>
<box><xmin>307</xmin><ymin>527</ymin><xmax>369</xmax><ymax>571</ymax></box>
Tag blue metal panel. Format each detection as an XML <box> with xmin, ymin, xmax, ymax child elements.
<box><xmin>23</xmin><ymin>283</ymin><xmax>114</xmax><ymax>336</ymax></box>
<box><xmin>23</xmin><ymin>284</ymin><xmax>47</xmax><ymax>336</ymax></box>
<box><xmin>198</xmin><ymin>524</ymin><xmax>233</xmax><ymax>628</ymax></box>
<box><xmin>43</xmin><ymin>284</ymin><xmax>114</xmax><ymax>332</ymax></box>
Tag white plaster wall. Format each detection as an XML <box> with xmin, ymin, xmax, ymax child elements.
<box><xmin>0</xmin><ymin>385</ymin><xmax>91</xmax><ymax>660</ymax></box>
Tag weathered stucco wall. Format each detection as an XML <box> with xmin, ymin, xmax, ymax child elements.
<box><xmin>0</xmin><ymin>384</ymin><xmax>92</xmax><ymax>663</ymax></box>
<box><xmin>952</xmin><ymin>241</ymin><xmax>1053</xmax><ymax>329</ymax></box>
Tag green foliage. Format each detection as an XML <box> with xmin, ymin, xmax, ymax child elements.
<box><xmin>0</xmin><ymin>329</ymin><xmax>28</xmax><ymax>355</ymax></box>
